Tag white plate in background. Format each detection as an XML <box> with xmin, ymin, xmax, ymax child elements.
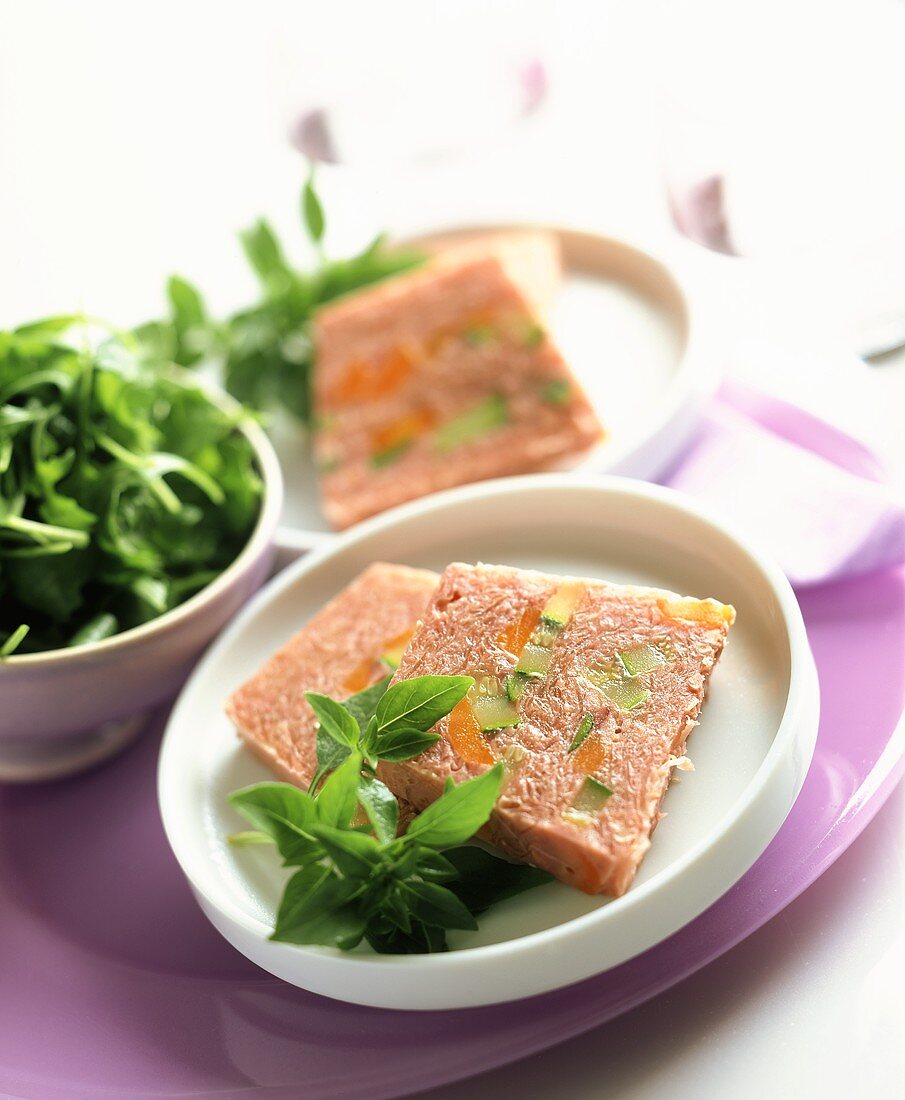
<box><xmin>158</xmin><ymin>475</ymin><xmax>818</xmax><ymax>1010</ymax></box>
<box><xmin>276</xmin><ymin>226</ymin><xmax>720</xmax><ymax>551</ymax></box>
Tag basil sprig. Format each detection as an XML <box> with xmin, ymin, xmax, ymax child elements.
<box><xmin>229</xmin><ymin>674</ymin><xmax>550</xmax><ymax>953</ymax></box>
<box><xmin>136</xmin><ymin>169</ymin><xmax>424</xmax><ymax>427</ymax></box>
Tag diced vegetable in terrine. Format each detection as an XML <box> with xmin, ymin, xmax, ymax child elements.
<box><xmin>225</xmin><ymin>563</ymin><xmax>439</xmax><ymax>787</ymax></box>
<box><xmin>312</xmin><ymin>232</ymin><xmax>604</xmax><ymax>529</ymax></box>
<box><xmin>378</xmin><ymin>562</ymin><xmax>735</xmax><ymax>897</ymax></box>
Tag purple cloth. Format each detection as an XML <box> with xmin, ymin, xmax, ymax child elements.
<box><xmin>662</xmin><ymin>381</ymin><xmax>905</xmax><ymax>587</ymax></box>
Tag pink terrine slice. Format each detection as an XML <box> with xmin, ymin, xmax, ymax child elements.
<box><xmin>312</xmin><ymin>232</ymin><xmax>604</xmax><ymax>529</ymax></box>
<box><xmin>378</xmin><ymin>562</ymin><xmax>735</xmax><ymax>896</ymax></box>
<box><xmin>226</xmin><ymin>562</ymin><xmax>439</xmax><ymax>787</ymax></box>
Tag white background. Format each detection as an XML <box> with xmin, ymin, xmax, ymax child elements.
<box><xmin>1</xmin><ymin>2</ymin><xmax>903</xmax><ymax>1097</ymax></box>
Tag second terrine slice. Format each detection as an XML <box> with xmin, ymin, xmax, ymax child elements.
<box><xmin>226</xmin><ymin>562</ymin><xmax>439</xmax><ymax>788</ymax></box>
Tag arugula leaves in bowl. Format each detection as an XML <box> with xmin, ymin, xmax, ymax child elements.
<box><xmin>0</xmin><ymin>321</ymin><xmax>263</xmax><ymax>656</ymax></box>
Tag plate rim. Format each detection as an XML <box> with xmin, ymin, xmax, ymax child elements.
<box><xmin>157</xmin><ymin>474</ymin><xmax>819</xmax><ymax>1008</ymax></box>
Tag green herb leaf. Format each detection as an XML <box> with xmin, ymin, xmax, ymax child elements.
<box><xmin>366</xmin><ymin>724</ymin><xmax>441</xmax><ymax>763</ymax></box>
<box><xmin>408</xmin><ymin>846</ymin><xmax>457</xmax><ymax>882</ymax></box>
<box><xmin>364</xmin><ymin>919</ymin><xmax>448</xmax><ymax>955</ymax></box>
<box><xmin>356</xmin><ymin>773</ymin><xmax>399</xmax><ymax>843</ymax></box>
<box><xmin>167</xmin><ymin>275</ymin><xmax>205</xmax><ymax>330</ymax></box>
<box><xmin>442</xmin><ymin>846</ymin><xmax>553</xmax><ymax>914</ymax></box>
<box><xmin>305</xmin><ymin>690</ymin><xmax>361</xmax><ymax>748</ymax></box>
<box><xmin>312</xmin><ymin>823</ymin><xmax>382</xmax><ymax>879</ymax></box>
<box><xmin>140</xmin><ymin>178</ymin><xmax>425</xmax><ymax>429</ymax></box>
<box><xmin>400</xmin><ymin>880</ymin><xmax>478</xmax><ymax>931</ymax></box>
<box><xmin>271</xmin><ymin>865</ymin><xmax>366</xmax><ymax>949</ymax></box>
<box><xmin>311</xmin><ymin>727</ymin><xmax>352</xmax><ymax>793</ymax></box>
<box><xmin>228</xmin><ymin>782</ymin><xmax>320</xmax><ymax>865</ymax></box>
<box><xmin>302</xmin><ymin>172</ymin><xmax>326</xmax><ymax>244</ymax></box>
<box><xmin>227</xmin><ymin>830</ymin><xmax>275</xmax><ymax>847</ymax></box>
<box><xmin>240</xmin><ymin>219</ymin><xmax>290</xmax><ymax>287</ymax></box>
<box><xmin>68</xmin><ymin>612</ymin><xmax>118</xmax><ymax>647</ymax></box>
<box><xmin>375</xmin><ymin>675</ymin><xmax>473</xmax><ymax>739</ymax></box>
<box><xmin>404</xmin><ymin>764</ymin><xmax>504</xmax><ymax>849</ymax></box>
<box><xmin>340</xmin><ymin>674</ymin><xmax>392</xmax><ymax>731</ymax></box>
<box><xmin>227</xmin><ymin>680</ymin><xmax>553</xmax><ymax>955</ymax></box>
<box><xmin>315</xmin><ymin>751</ymin><xmax>363</xmax><ymax>829</ymax></box>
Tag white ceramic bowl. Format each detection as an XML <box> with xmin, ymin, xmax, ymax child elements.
<box><xmin>0</xmin><ymin>402</ymin><xmax>283</xmax><ymax>783</ymax></box>
<box><xmin>158</xmin><ymin>475</ymin><xmax>819</xmax><ymax>1010</ymax></box>
<box><xmin>275</xmin><ymin>224</ymin><xmax>721</xmax><ymax>553</ymax></box>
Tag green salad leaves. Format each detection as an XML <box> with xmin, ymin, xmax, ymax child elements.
<box><xmin>137</xmin><ymin>169</ymin><xmax>424</xmax><ymax>427</ymax></box>
<box><xmin>229</xmin><ymin>674</ymin><xmax>551</xmax><ymax>953</ymax></box>
<box><xmin>0</xmin><ymin>323</ymin><xmax>262</xmax><ymax>656</ymax></box>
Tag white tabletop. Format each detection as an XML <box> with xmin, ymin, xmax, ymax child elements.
<box><xmin>1</xmin><ymin>3</ymin><xmax>903</xmax><ymax>1097</ymax></box>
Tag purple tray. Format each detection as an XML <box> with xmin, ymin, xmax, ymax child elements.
<box><xmin>2</xmin><ymin>452</ymin><xmax>904</xmax><ymax>1100</ymax></box>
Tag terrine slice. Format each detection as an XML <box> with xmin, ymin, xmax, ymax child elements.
<box><xmin>226</xmin><ymin>562</ymin><xmax>439</xmax><ymax>787</ymax></box>
<box><xmin>312</xmin><ymin>232</ymin><xmax>604</xmax><ymax>529</ymax></box>
<box><xmin>378</xmin><ymin>562</ymin><xmax>736</xmax><ymax>896</ymax></box>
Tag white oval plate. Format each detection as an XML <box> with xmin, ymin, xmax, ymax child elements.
<box><xmin>158</xmin><ymin>476</ymin><xmax>819</xmax><ymax>1010</ymax></box>
<box><xmin>275</xmin><ymin>225</ymin><xmax>720</xmax><ymax>551</ymax></box>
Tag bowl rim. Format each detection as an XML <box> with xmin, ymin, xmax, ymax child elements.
<box><xmin>0</xmin><ymin>376</ymin><xmax>284</xmax><ymax>669</ymax></box>
<box><xmin>157</xmin><ymin>473</ymin><xmax>818</xmax><ymax>1003</ymax></box>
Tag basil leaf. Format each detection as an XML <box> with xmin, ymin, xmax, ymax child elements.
<box><xmin>367</xmin><ymin>725</ymin><xmax>440</xmax><ymax>763</ymax></box>
<box><xmin>315</xmin><ymin>751</ymin><xmax>362</xmax><ymax>828</ymax></box>
<box><xmin>356</xmin><ymin>773</ymin><xmax>398</xmax><ymax>843</ymax></box>
<box><xmin>340</xmin><ymin>674</ymin><xmax>392</xmax><ymax>732</ymax></box>
<box><xmin>409</xmin><ymin>846</ymin><xmax>457</xmax><ymax>882</ymax></box>
<box><xmin>13</xmin><ymin>315</ymin><xmax>84</xmax><ymax>337</ymax></box>
<box><xmin>239</xmin><ymin>219</ymin><xmax>290</xmax><ymax>287</ymax></box>
<box><xmin>365</xmin><ymin>920</ymin><xmax>449</xmax><ymax>955</ymax></box>
<box><xmin>228</xmin><ymin>782</ymin><xmax>321</xmax><ymax>865</ymax></box>
<box><xmin>272</xmin><ymin>866</ymin><xmax>365</xmax><ymax>949</ymax></box>
<box><xmin>302</xmin><ymin>173</ymin><xmax>325</xmax><ymax>244</ymax></box>
<box><xmin>310</xmin><ymin>726</ymin><xmax>352</xmax><ymax>793</ymax></box>
<box><xmin>167</xmin><ymin>274</ymin><xmax>205</xmax><ymax>326</ymax></box>
<box><xmin>375</xmin><ymin>675</ymin><xmax>473</xmax><ymax>737</ymax></box>
<box><xmin>227</xmin><ymin>830</ymin><xmax>275</xmax><ymax>847</ymax></box>
<box><xmin>305</xmin><ymin>691</ymin><xmax>360</xmax><ymax>748</ymax></box>
<box><xmin>404</xmin><ymin>765</ymin><xmax>504</xmax><ymax>849</ymax></box>
<box><xmin>379</xmin><ymin>885</ymin><xmax>413</xmax><ymax>934</ymax></box>
<box><xmin>384</xmin><ymin>840</ymin><xmax>419</xmax><ymax>880</ymax></box>
<box><xmin>166</xmin><ymin>275</ymin><xmax>208</xmax><ymax>367</ymax></box>
<box><xmin>312</xmin><ymin>824</ymin><xmax>381</xmax><ymax>879</ymax></box>
<box><xmin>400</xmin><ymin>880</ymin><xmax>478</xmax><ymax>931</ymax></box>
<box><xmin>442</xmin><ymin>846</ymin><xmax>553</xmax><ymax>914</ymax></box>
<box><xmin>138</xmin><ymin>184</ymin><xmax>424</xmax><ymax>430</ymax></box>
